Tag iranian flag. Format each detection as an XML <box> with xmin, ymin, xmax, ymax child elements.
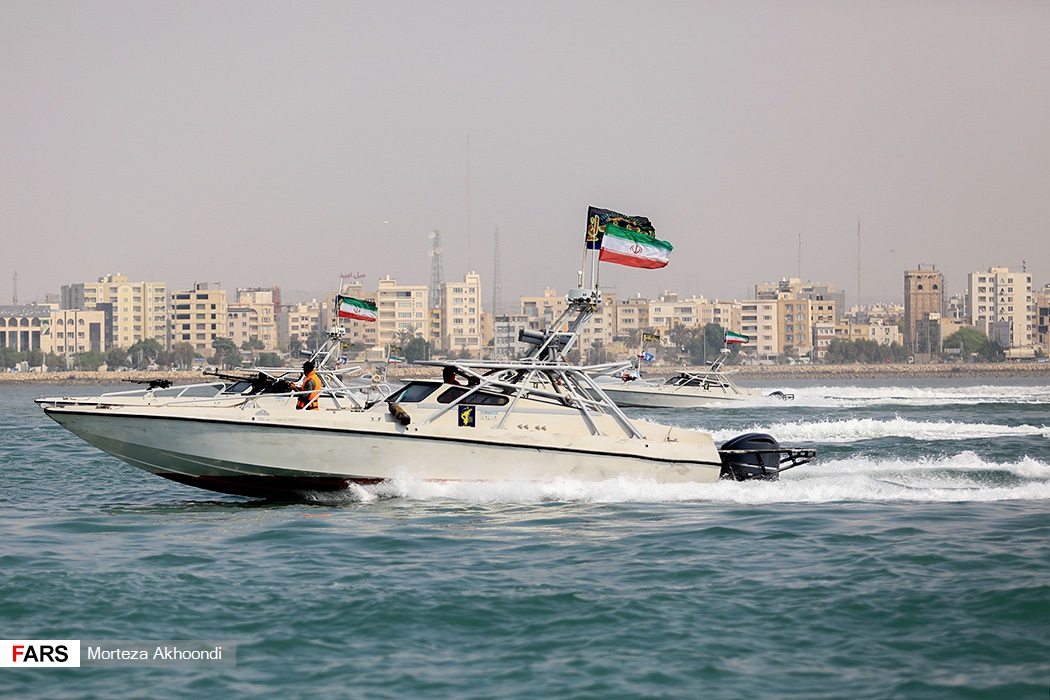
<box><xmin>337</xmin><ymin>295</ymin><xmax>378</xmax><ymax>322</ymax></box>
<box><xmin>724</xmin><ymin>330</ymin><xmax>749</xmax><ymax>345</ymax></box>
<box><xmin>598</xmin><ymin>224</ymin><xmax>673</xmax><ymax>269</ymax></box>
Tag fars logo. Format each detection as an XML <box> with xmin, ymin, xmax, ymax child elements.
<box><xmin>0</xmin><ymin>640</ymin><xmax>81</xmax><ymax>667</ymax></box>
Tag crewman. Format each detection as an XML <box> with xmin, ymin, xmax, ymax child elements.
<box><xmin>292</xmin><ymin>360</ymin><xmax>322</xmax><ymax>410</ymax></box>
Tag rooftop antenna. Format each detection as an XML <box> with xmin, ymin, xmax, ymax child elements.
<box><xmin>492</xmin><ymin>226</ymin><xmax>504</xmax><ymax>318</ymax></box>
<box><xmin>856</xmin><ymin>218</ymin><xmax>861</xmax><ymax>308</ymax></box>
<box><xmin>798</xmin><ymin>232</ymin><xmax>802</xmax><ymax>279</ymax></box>
<box><xmin>465</xmin><ymin>134</ymin><xmax>471</xmax><ymax>272</ymax></box>
<box><xmin>492</xmin><ymin>226</ymin><xmax>507</xmax><ymax>359</ymax></box>
<box><xmin>12</xmin><ymin>270</ymin><xmax>17</xmax><ymax>304</ymax></box>
<box><xmin>427</xmin><ymin>230</ymin><xmax>445</xmax><ymax>309</ymax></box>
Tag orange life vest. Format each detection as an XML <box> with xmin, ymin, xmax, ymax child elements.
<box><xmin>295</xmin><ymin>370</ymin><xmax>321</xmax><ymax>410</ymax></box>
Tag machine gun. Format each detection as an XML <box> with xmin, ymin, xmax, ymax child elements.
<box><xmin>123</xmin><ymin>378</ymin><xmax>173</xmax><ymax>390</ymax></box>
<box><xmin>203</xmin><ymin>370</ymin><xmax>294</xmax><ymax>396</ymax></box>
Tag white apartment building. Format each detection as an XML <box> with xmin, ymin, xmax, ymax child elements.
<box><xmin>227</xmin><ymin>307</ymin><xmax>256</xmax><ymax>351</ymax></box>
<box><xmin>740</xmin><ymin>300</ymin><xmax>779</xmax><ymax>360</ymax></box>
<box><xmin>648</xmin><ymin>292</ymin><xmax>697</xmax><ymax>332</ymax></box>
<box><xmin>711</xmin><ymin>301</ymin><xmax>743</xmax><ymax>336</ymax></box>
<box><xmin>579</xmin><ymin>291</ymin><xmax>616</xmax><ymax>352</ymax></box>
<box><xmin>278</xmin><ymin>300</ymin><xmax>322</xmax><ymax>352</ymax></box>
<box><xmin>492</xmin><ymin>314</ymin><xmax>529</xmax><ymax>359</ymax></box>
<box><xmin>967</xmin><ymin>267</ymin><xmax>1034</xmax><ymax>349</ymax></box>
<box><xmin>613</xmin><ymin>296</ymin><xmax>650</xmax><ymax>340</ymax></box>
<box><xmin>439</xmin><ymin>273</ymin><xmax>483</xmax><ymax>355</ymax></box>
<box><xmin>868</xmin><ymin>321</ymin><xmax>901</xmax><ymax>346</ymax></box>
<box><xmin>376</xmin><ymin>276</ymin><xmax>429</xmax><ymax>349</ymax></box>
<box><xmin>521</xmin><ymin>288</ymin><xmax>567</xmax><ymax>332</ymax></box>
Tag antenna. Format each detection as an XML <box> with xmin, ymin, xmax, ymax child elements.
<box><xmin>492</xmin><ymin>226</ymin><xmax>504</xmax><ymax>318</ymax></box>
<box><xmin>427</xmin><ymin>230</ymin><xmax>445</xmax><ymax>309</ymax></box>
<box><xmin>465</xmin><ymin>135</ymin><xmax>471</xmax><ymax>272</ymax></box>
<box><xmin>856</xmin><ymin>218</ymin><xmax>861</xmax><ymax>308</ymax></box>
<box><xmin>492</xmin><ymin>227</ymin><xmax>507</xmax><ymax>359</ymax></box>
<box><xmin>798</xmin><ymin>233</ymin><xmax>802</xmax><ymax>279</ymax></box>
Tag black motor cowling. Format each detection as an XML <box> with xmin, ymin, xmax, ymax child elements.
<box><xmin>719</xmin><ymin>432</ymin><xmax>818</xmax><ymax>481</ymax></box>
<box><xmin>719</xmin><ymin>432</ymin><xmax>784</xmax><ymax>481</ymax></box>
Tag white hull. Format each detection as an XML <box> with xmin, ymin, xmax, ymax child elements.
<box><xmin>43</xmin><ymin>398</ymin><xmax>724</xmax><ymax>498</ymax></box>
<box><xmin>595</xmin><ymin>382</ymin><xmax>759</xmax><ymax>409</ymax></box>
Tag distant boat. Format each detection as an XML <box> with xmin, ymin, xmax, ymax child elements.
<box><xmin>591</xmin><ymin>349</ymin><xmax>791</xmax><ymax>409</ymax></box>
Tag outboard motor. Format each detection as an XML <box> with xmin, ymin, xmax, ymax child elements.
<box><xmin>719</xmin><ymin>432</ymin><xmax>816</xmax><ymax>481</ymax></box>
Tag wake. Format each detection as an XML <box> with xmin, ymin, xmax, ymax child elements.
<box><xmin>708</xmin><ymin>416</ymin><xmax>1050</xmax><ymax>444</ymax></box>
<box><xmin>751</xmin><ymin>383</ymin><xmax>1050</xmax><ymax>408</ymax></box>
<box><xmin>303</xmin><ymin>453</ymin><xmax>1050</xmax><ymax>506</ymax></box>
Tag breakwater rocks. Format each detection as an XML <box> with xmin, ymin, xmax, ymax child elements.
<box><xmin>0</xmin><ymin>371</ymin><xmax>209</xmax><ymax>386</ymax></box>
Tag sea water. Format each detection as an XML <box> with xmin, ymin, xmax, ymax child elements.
<box><xmin>1</xmin><ymin>379</ymin><xmax>1048</xmax><ymax>699</ymax></box>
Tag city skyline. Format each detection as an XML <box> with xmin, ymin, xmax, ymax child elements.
<box><xmin>3</xmin><ymin>3</ymin><xmax>1049</xmax><ymax>305</ymax></box>
<box><xmin>6</xmin><ymin>257</ymin><xmax>1043</xmax><ymax>311</ymax></box>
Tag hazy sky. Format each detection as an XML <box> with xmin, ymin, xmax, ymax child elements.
<box><xmin>3</xmin><ymin>1</ymin><xmax>1048</xmax><ymax>306</ymax></box>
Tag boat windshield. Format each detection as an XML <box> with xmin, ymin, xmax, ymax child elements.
<box><xmin>436</xmin><ymin>387</ymin><xmax>509</xmax><ymax>406</ymax></box>
<box><xmin>387</xmin><ymin>382</ymin><xmax>440</xmax><ymax>404</ymax></box>
<box><xmin>222</xmin><ymin>380</ymin><xmax>256</xmax><ymax>395</ymax></box>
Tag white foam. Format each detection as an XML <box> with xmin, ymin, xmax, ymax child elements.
<box><xmin>335</xmin><ymin>453</ymin><xmax>1050</xmax><ymax>505</ymax></box>
<box><xmin>753</xmin><ymin>384</ymin><xmax>1050</xmax><ymax>409</ymax></box>
<box><xmin>707</xmin><ymin>416</ymin><xmax>1050</xmax><ymax>444</ymax></box>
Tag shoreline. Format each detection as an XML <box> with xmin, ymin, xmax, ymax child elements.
<box><xmin>2</xmin><ymin>362</ymin><xmax>1047</xmax><ymax>385</ymax></box>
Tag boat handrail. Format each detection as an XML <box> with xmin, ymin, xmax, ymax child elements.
<box><xmin>47</xmin><ymin>381</ymin><xmax>378</xmax><ymax>410</ymax></box>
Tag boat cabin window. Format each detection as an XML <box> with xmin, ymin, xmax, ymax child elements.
<box><xmin>436</xmin><ymin>386</ymin><xmax>509</xmax><ymax>406</ymax></box>
<box><xmin>224</xmin><ymin>380</ymin><xmax>255</xmax><ymax>395</ymax></box>
<box><xmin>387</xmin><ymin>382</ymin><xmax>440</xmax><ymax>404</ymax></box>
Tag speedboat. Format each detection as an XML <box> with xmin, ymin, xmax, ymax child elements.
<box><xmin>592</xmin><ymin>349</ymin><xmax>791</xmax><ymax>409</ymax></box>
<box><xmin>37</xmin><ymin>296</ymin><xmax>815</xmax><ymax>500</ymax></box>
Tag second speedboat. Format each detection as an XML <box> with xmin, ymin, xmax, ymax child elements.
<box><xmin>591</xmin><ymin>348</ymin><xmax>794</xmax><ymax>409</ymax></box>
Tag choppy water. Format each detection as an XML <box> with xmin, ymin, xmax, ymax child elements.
<box><xmin>2</xmin><ymin>379</ymin><xmax>1048</xmax><ymax>698</ymax></box>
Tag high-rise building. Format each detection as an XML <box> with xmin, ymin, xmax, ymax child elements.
<box><xmin>62</xmin><ymin>274</ymin><xmax>168</xmax><ymax>350</ymax></box>
<box><xmin>376</xmin><ymin>276</ymin><xmax>428</xmax><ymax>349</ymax></box>
<box><xmin>756</xmin><ymin>277</ymin><xmax>845</xmax><ymax>323</ymax></box>
<box><xmin>777</xmin><ymin>296</ymin><xmax>813</xmax><ymax>357</ymax></box>
<box><xmin>520</xmin><ymin>288</ymin><xmax>566</xmax><ymax>332</ymax></box>
<box><xmin>613</xmin><ymin>296</ymin><xmax>650</xmax><ymax>341</ymax></box>
<box><xmin>967</xmin><ymin>267</ymin><xmax>1033</xmax><ymax>349</ymax></box>
<box><xmin>234</xmin><ymin>287</ymin><xmax>279</xmax><ymax>351</ymax></box>
<box><xmin>278</xmin><ymin>300</ymin><xmax>323</xmax><ymax>353</ymax></box>
<box><xmin>740</xmin><ymin>300</ymin><xmax>779</xmax><ymax>360</ymax></box>
<box><xmin>904</xmin><ymin>265</ymin><xmax>944</xmax><ymax>351</ymax></box>
<box><xmin>169</xmin><ymin>283</ymin><xmax>228</xmax><ymax>355</ymax></box>
<box><xmin>1035</xmin><ymin>284</ymin><xmax>1050</xmax><ymax>354</ymax></box>
<box><xmin>439</xmin><ymin>272</ymin><xmax>483</xmax><ymax>356</ymax></box>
